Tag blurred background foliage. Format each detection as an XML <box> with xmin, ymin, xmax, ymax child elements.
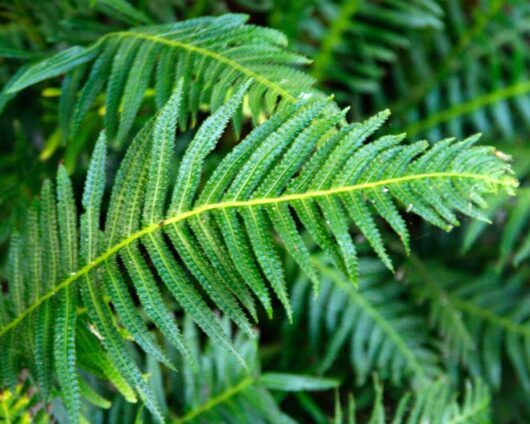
<box><xmin>0</xmin><ymin>0</ymin><xmax>529</xmax><ymax>422</ymax></box>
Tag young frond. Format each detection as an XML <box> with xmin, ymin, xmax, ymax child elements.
<box><xmin>0</xmin><ymin>78</ymin><xmax>516</xmax><ymax>421</ymax></box>
<box><xmin>4</xmin><ymin>14</ymin><xmax>317</xmax><ymax>144</ymax></box>
<box><xmin>334</xmin><ymin>377</ymin><xmax>491</xmax><ymax>424</ymax></box>
<box><xmin>290</xmin><ymin>258</ymin><xmax>440</xmax><ymax>387</ymax></box>
<box><xmin>407</xmin><ymin>258</ymin><xmax>530</xmax><ymax>394</ymax></box>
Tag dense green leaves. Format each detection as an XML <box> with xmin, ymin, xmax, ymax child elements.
<box><xmin>273</xmin><ymin>0</ymin><xmax>443</xmax><ymax>95</ymax></box>
<box><xmin>0</xmin><ymin>78</ymin><xmax>517</xmax><ymax>421</ymax></box>
<box><xmin>144</xmin><ymin>318</ymin><xmax>338</xmax><ymax>423</ymax></box>
<box><xmin>0</xmin><ymin>4</ymin><xmax>527</xmax><ymax>422</ymax></box>
<box><xmin>366</xmin><ymin>0</ymin><xmax>530</xmax><ymax>140</ymax></box>
<box><xmin>290</xmin><ymin>258</ymin><xmax>440</xmax><ymax>386</ymax></box>
<box><xmin>407</xmin><ymin>258</ymin><xmax>530</xmax><ymax>394</ymax></box>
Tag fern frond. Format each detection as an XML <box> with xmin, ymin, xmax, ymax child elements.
<box><xmin>334</xmin><ymin>376</ymin><xmax>491</xmax><ymax>423</ymax></box>
<box><xmin>0</xmin><ymin>79</ymin><xmax>516</xmax><ymax>421</ymax></box>
<box><xmin>407</xmin><ymin>258</ymin><xmax>530</xmax><ymax>394</ymax></box>
<box><xmin>461</xmin><ymin>189</ymin><xmax>530</xmax><ymax>268</ymax></box>
<box><xmin>290</xmin><ymin>258</ymin><xmax>440</xmax><ymax>387</ymax></box>
<box><xmin>95</xmin><ymin>317</ymin><xmax>338</xmax><ymax>423</ymax></box>
<box><xmin>4</xmin><ymin>13</ymin><xmax>317</xmax><ymax>144</ymax></box>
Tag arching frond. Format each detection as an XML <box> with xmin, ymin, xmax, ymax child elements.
<box><xmin>334</xmin><ymin>377</ymin><xmax>491</xmax><ymax>424</ymax></box>
<box><xmin>0</xmin><ymin>77</ymin><xmax>516</xmax><ymax>421</ymax></box>
<box><xmin>4</xmin><ymin>13</ymin><xmax>317</xmax><ymax>144</ymax></box>
<box><xmin>290</xmin><ymin>258</ymin><xmax>440</xmax><ymax>387</ymax></box>
<box><xmin>407</xmin><ymin>258</ymin><xmax>530</xmax><ymax>394</ymax></box>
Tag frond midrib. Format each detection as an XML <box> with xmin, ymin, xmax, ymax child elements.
<box><xmin>410</xmin><ymin>255</ymin><xmax>530</xmax><ymax>337</ymax></box>
<box><xmin>101</xmin><ymin>30</ymin><xmax>298</xmax><ymax>103</ymax></box>
<box><xmin>0</xmin><ymin>171</ymin><xmax>516</xmax><ymax>338</ymax></box>
<box><xmin>311</xmin><ymin>0</ymin><xmax>361</xmax><ymax>80</ymax></box>
<box><xmin>450</xmin><ymin>296</ymin><xmax>530</xmax><ymax>337</ymax></box>
<box><xmin>404</xmin><ymin>80</ymin><xmax>530</xmax><ymax>137</ymax></box>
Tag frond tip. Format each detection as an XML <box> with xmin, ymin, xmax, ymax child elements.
<box><xmin>0</xmin><ymin>83</ymin><xmax>517</xmax><ymax>421</ymax></box>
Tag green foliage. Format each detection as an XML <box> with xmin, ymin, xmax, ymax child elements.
<box><xmin>291</xmin><ymin>258</ymin><xmax>440</xmax><ymax>387</ymax></box>
<box><xmin>333</xmin><ymin>377</ymin><xmax>491</xmax><ymax>423</ymax></box>
<box><xmin>0</xmin><ymin>1</ymin><xmax>527</xmax><ymax>423</ymax></box>
<box><xmin>407</xmin><ymin>257</ymin><xmax>530</xmax><ymax>394</ymax></box>
<box><xmin>366</xmin><ymin>0</ymin><xmax>530</xmax><ymax>140</ymax></box>
<box><xmin>271</xmin><ymin>0</ymin><xmax>443</xmax><ymax>95</ymax></box>
<box><xmin>169</xmin><ymin>319</ymin><xmax>339</xmax><ymax>423</ymax></box>
<box><xmin>5</xmin><ymin>14</ymin><xmax>316</xmax><ymax>145</ymax></box>
<box><xmin>0</xmin><ymin>380</ymin><xmax>50</xmax><ymax>424</ymax></box>
<box><xmin>0</xmin><ymin>77</ymin><xmax>515</xmax><ymax>420</ymax></box>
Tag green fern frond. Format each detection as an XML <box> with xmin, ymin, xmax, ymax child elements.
<box><xmin>407</xmin><ymin>258</ymin><xmax>530</xmax><ymax>394</ymax></box>
<box><xmin>290</xmin><ymin>258</ymin><xmax>440</xmax><ymax>387</ymax></box>
<box><xmin>4</xmin><ymin>13</ymin><xmax>317</xmax><ymax>144</ymax></box>
<box><xmin>96</xmin><ymin>317</ymin><xmax>338</xmax><ymax>423</ymax></box>
<box><xmin>334</xmin><ymin>376</ymin><xmax>491</xmax><ymax>423</ymax></box>
<box><xmin>461</xmin><ymin>188</ymin><xmax>530</xmax><ymax>267</ymax></box>
<box><xmin>0</xmin><ymin>76</ymin><xmax>516</xmax><ymax>421</ymax></box>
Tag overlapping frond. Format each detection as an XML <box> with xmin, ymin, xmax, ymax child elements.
<box><xmin>0</xmin><ymin>77</ymin><xmax>516</xmax><ymax>421</ymax></box>
<box><xmin>333</xmin><ymin>377</ymin><xmax>491</xmax><ymax>424</ymax></box>
<box><xmin>407</xmin><ymin>258</ymin><xmax>530</xmax><ymax>394</ymax></box>
<box><xmin>495</xmin><ymin>187</ymin><xmax>530</xmax><ymax>267</ymax></box>
<box><xmin>290</xmin><ymin>258</ymin><xmax>440</xmax><ymax>387</ymax></box>
<box><xmin>461</xmin><ymin>145</ymin><xmax>530</xmax><ymax>268</ymax></box>
<box><xmin>4</xmin><ymin>13</ymin><xmax>317</xmax><ymax>144</ymax></box>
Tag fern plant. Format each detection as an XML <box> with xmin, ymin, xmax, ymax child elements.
<box><xmin>0</xmin><ymin>1</ymin><xmax>526</xmax><ymax>423</ymax></box>
<box><xmin>0</xmin><ymin>79</ymin><xmax>516</xmax><ymax>421</ymax></box>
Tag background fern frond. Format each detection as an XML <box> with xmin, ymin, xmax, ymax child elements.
<box><xmin>4</xmin><ymin>13</ymin><xmax>318</xmax><ymax>145</ymax></box>
<box><xmin>365</xmin><ymin>0</ymin><xmax>530</xmax><ymax>141</ymax></box>
<box><xmin>271</xmin><ymin>0</ymin><xmax>443</xmax><ymax>97</ymax></box>
<box><xmin>407</xmin><ymin>257</ymin><xmax>530</xmax><ymax>395</ymax></box>
<box><xmin>170</xmin><ymin>318</ymin><xmax>338</xmax><ymax>424</ymax></box>
<box><xmin>288</xmin><ymin>258</ymin><xmax>440</xmax><ymax>387</ymax></box>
